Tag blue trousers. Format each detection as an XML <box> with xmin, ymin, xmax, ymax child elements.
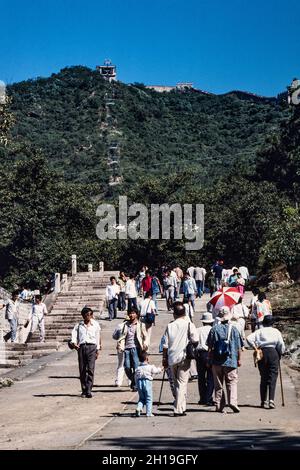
<box><xmin>136</xmin><ymin>378</ymin><xmax>153</xmax><ymax>415</ymax></box>
<box><xmin>4</xmin><ymin>317</ymin><xmax>18</xmax><ymax>342</ymax></box>
<box><xmin>124</xmin><ymin>347</ymin><xmax>140</xmax><ymax>388</ymax></box>
<box><xmin>152</xmin><ymin>292</ymin><xmax>159</xmax><ymax>311</ymax></box>
<box><xmin>108</xmin><ymin>298</ymin><xmax>118</xmax><ymax>320</ymax></box>
<box><xmin>196</xmin><ymin>280</ymin><xmax>204</xmax><ymax>298</ymax></box>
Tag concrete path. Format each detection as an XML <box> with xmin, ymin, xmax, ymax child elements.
<box><xmin>0</xmin><ymin>293</ymin><xmax>300</xmax><ymax>450</ymax></box>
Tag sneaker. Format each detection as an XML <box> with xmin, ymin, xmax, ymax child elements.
<box><xmin>80</xmin><ymin>393</ymin><xmax>86</xmax><ymax>398</ymax></box>
<box><xmin>86</xmin><ymin>393</ymin><xmax>93</xmax><ymax>398</ymax></box>
<box><xmin>173</xmin><ymin>412</ymin><xmax>187</xmax><ymax>417</ymax></box>
<box><xmin>269</xmin><ymin>400</ymin><xmax>276</xmax><ymax>409</ymax></box>
<box><xmin>261</xmin><ymin>401</ymin><xmax>269</xmax><ymax>408</ymax></box>
<box><xmin>215</xmin><ymin>407</ymin><xmax>226</xmax><ymax>413</ymax></box>
<box><xmin>229</xmin><ymin>404</ymin><xmax>240</xmax><ymax>413</ymax></box>
<box><xmin>146</xmin><ymin>413</ymin><xmax>155</xmax><ymax>417</ymax></box>
<box><xmin>135</xmin><ymin>409</ymin><xmax>141</xmax><ymax>417</ymax></box>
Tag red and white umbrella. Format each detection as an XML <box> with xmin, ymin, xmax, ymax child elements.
<box><xmin>208</xmin><ymin>287</ymin><xmax>240</xmax><ymax>311</ymax></box>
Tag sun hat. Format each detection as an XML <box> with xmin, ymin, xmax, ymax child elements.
<box><xmin>201</xmin><ymin>312</ymin><xmax>214</xmax><ymax>324</ymax></box>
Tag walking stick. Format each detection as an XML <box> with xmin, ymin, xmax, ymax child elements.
<box><xmin>157</xmin><ymin>369</ymin><xmax>166</xmax><ymax>406</ymax></box>
<box><xmin>279</xmin><ymin>360</ymin><xmax>285</xmax><ymax>407</ymax></box>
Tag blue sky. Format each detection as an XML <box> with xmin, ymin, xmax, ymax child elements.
<box><xmin>0</xmin><ymin>0</ymin><xmax>299</xmax><ymax>96</ymax></box>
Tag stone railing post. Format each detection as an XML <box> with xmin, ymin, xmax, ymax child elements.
<box><xmin>88</xmin><ymin>264</ymin><xmax>93</xmax><ymax>272</ymax></box>
<box><xmin>99</xmin><ymin>261</ymin><xmax>104</xmax><ymax>272</ymax></box>
<box><xmin>72</xmin><ymin>254</ymin><xmax>77</xmax><ymax>275</ymax></box>
<box><xmin>61</xmin><ymin>274</ymin><xmax>68</xmax><ymax>292</ymax></box>
<box><xmin>54</xmin><ymin>273</ymin><xmax>61</xmax><ymax>294</ymax></box>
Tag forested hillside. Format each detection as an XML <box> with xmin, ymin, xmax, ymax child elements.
<box><xmin>2</xmin><ymin>66</ymin><xmax>286</xmax><ymax>188</ymax></box>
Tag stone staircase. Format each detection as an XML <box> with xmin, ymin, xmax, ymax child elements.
<box><xmin>31</xmin><ymin>271</ymin><xmax>118</xmax><ymax>344</ymax></box>
<box><xmin>0</xmin><ymin>342</ymin><xmax>60</xmax><ymax>369</ymax></box>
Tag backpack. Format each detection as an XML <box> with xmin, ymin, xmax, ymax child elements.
<box><xmin>213</xmin><ymin>324</ymin><xmax>232</xmax><ymax>362</ymax></box>
<box><xmin>112</xmin><ymin>323</ymin><xmax>126</xmax><ymax>340</ymax></box>
<box><xmin>145</xmin><ymin>312</ymin><xmax>156</xmax><ymax>325</ymax></box>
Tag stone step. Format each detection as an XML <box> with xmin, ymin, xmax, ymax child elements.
<box><xmin>74</xmin><ymin>272</ymin><xmax>118</xmax><ymax>278</ymax></box>
<box><xmin>4</xmin><ymin>342</ymin><xmax>59</xmax><ymax>350</ymax></box>
<box><xmin>46</xmin><ymin>316</ymin><xmax>84</xmax><ymax>321</ymax></box>
<box><xmin>0</xmin><ymin>359</ymin><xmax>21</xmax><ymax>368</ymax></box>
<box><xmin>45</xmin><ymin>328</ymin><xmax>74</xmax><ymax>334</ymax></box>
<box><xmin>53</xmin><ymin>299</ymin><xmax>104</xmax><ymax>304</ymax></box>
<box><xmin>69</xmin><ymin>282</ymin><xmax>107</xmax><ymax>286</ymax></box>
<box><xmin>0</xmin><ymin>354</ymin><xmax>32</xmax><ymax>361</ymax></box>
<box><xmin>59</xmin><ymin>291</ymin><xmax>105</xmax><ymax>296</ymax></box>
<box><xmin>56</xmin><ymin>298</ymin><xmax>104</xmax><ymax>302</ymax></box>
<box><xmin>26</xmin><ymin>349</ymin><xmax>58</xmax><ymax>357</ymax></box>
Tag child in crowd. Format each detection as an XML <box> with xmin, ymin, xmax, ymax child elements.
<box><xmin>135</xmin><ymin>351</ymin><xmax>162</xmax><ymax>417</ymax></box>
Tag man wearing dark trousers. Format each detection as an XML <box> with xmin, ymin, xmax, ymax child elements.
<box><xmin>71</xmin><ymin>307</ymin><xmax>101</xmax><ymax>398</ymax></box>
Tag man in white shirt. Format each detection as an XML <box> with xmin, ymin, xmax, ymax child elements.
<box><xmin>163</xmin><ymin>302</ymin><xmax>199</xmax><ymax>416</ymax></box>
<box><xmin>125</xmin><ymin>274</ymin><xmax>138</xmax><ymax>312</ymax></box>
<box><xmin>187</xmin><ymin>266</ymin><xmax>195</xmax><ymax>278</ymax></box>
<box><xmin>183</xmin><ymin>273</ymin><xmax>197</xmax><ymax>310</ymax></box>
<box><xmin>4</xmin><ymin>291</ymin><xmax>19</xmax><ymax>343</ymax></box>
<box><xmin>106</xmin><ymin>276</ymin><xmax>120</xmax><ymax>321</ymax></box>
<box><xmin>26</xmin><ymin>295</ymin><xmax>47</xmax><ymax>343</ymax></box>
<box><xmin>71</xmin><ymin>307</ymin><xmax>101</xmax><ymax>398</ymax></box>
<box><xmin>174</xmin><ymin>266</ymin><xmax>183</xmax><ymax>299</ymax></box>
<box><xmin>196</xmin><ymin>312</ymin><xmax>215</xmax><ymax>405</ymax></box>
<box><xmin>194</xmin><ymin>266</ymin><xmax>207</xmax><ymax>298</ymax></box>
<box><xmin>162</xmin><ymin>271</ymin><xmax>177</xmax><ymax>311</ymax></box>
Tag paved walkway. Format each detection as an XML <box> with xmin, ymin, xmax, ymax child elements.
<box><xmin>0</xmin><ymin>293</ymin><xmax>300</xmax><ymax>450</ymax></box>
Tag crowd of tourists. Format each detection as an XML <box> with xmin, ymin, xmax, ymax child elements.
<box><xmin>70</xmin><ymin>259</ymin><xmax>285</xmax><ymax>418</ymax></box>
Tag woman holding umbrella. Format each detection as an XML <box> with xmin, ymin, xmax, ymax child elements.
<box><xmin>208</xmin><ymin>286</ymin><xmax>241</xmax><ymax>320</ymax></box>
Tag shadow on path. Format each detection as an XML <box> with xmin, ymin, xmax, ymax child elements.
<box><xmin>87</xmin><ymin>429</ymin><xmax>300</xmax><ymax>450</ymax></box>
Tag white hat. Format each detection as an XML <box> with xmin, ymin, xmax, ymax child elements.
<box><xmin>201</xmin><ymin>312</ymin><xmax>214</xmax><ymax>324</ymax></box>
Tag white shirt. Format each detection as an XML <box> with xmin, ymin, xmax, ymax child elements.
<box><xmin>247</xmin><ymin>326</ymin><xmax>285</xmax><ymax>354</ymax></box>
<box><xmin>222</xmin><ymin>269</ymin><xmax>232</xmax><ymax>281</ymax></box>
<box><xmin>250</xmin><ymin>294</ymin><xmax>258</xmax><ymax>319</ymax></box>
<box><xmin>135</xmin><ymin>363</ymin><xmax>162</xmax><ymax>381</ymax></box>
<box><xmin>71</xmin><ymin>319</ymin><xmax>101</xmax><ymax>350</ymax></box>
<box><xmin>231</xmin><ymin>303</ymin><xmax>249</xmax><ymax>319</ymax></box>
<box><xmin>239</xmin><ymin>266</ymin><xmax>249</xmax><ymax>280</ymax></box>
<box><xmin>106</xmin><ymin>283</ymin><xmax>120</xmax><ymax>301</ymax></box>
<box><xmin>125</xmin><ymin>279</ymin><xmax>137</xmax><ymax>298</ymax></box>
<box><xmin>197</xmin><ymin>324</ymin><xmax>212</xmax><ymax>351</ymax></box>
<box><xmin>5</xmin><ymin>299</ymin><xmax>19</xmax><ymax>320</ymax></box>
<box><xmin>140</xmin><ymin>299</ymin><xmax>156</xmax><ymax>317</ymax></box>
<box><xmin>194</xmin><ymin>267</ymin><xmax>206</xmax><ymax>281</ymax></box>
<box><xmin>30</xmin><ymin>302</ymin><xmax>47</xmax><ymax>320</ymax></box>
<box><xmin>184</xmin><ymin>303</ymin><xmax>194</xmax><ymax>319</ymax></box>
<box><xmin>20</xmin><ymin>289</ymin><xmax>30</xmax><ymax>300</ymax></box>
<box><xmin>164</xmin><ymin>317</ymin><xmax>199</xmax><ymax>366</ymax></box>
<box><xmin>164</xmin><ymin>275</ymin><xmax>177</xmax><ymax>289</ymax></box>
<box><xmin>170</xmin><ymin>270</ymin><xmax>177</xmax><ymax>280</ymax></box>
<box><xmin>231</xmin><ymin>319</ymin><xmax>245</xmax><ymax>340</ymax></box>
<box><xmin>187</xmin><ymin>266</ymin><xmax>195</xmax><ymax>278</ymax></box>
